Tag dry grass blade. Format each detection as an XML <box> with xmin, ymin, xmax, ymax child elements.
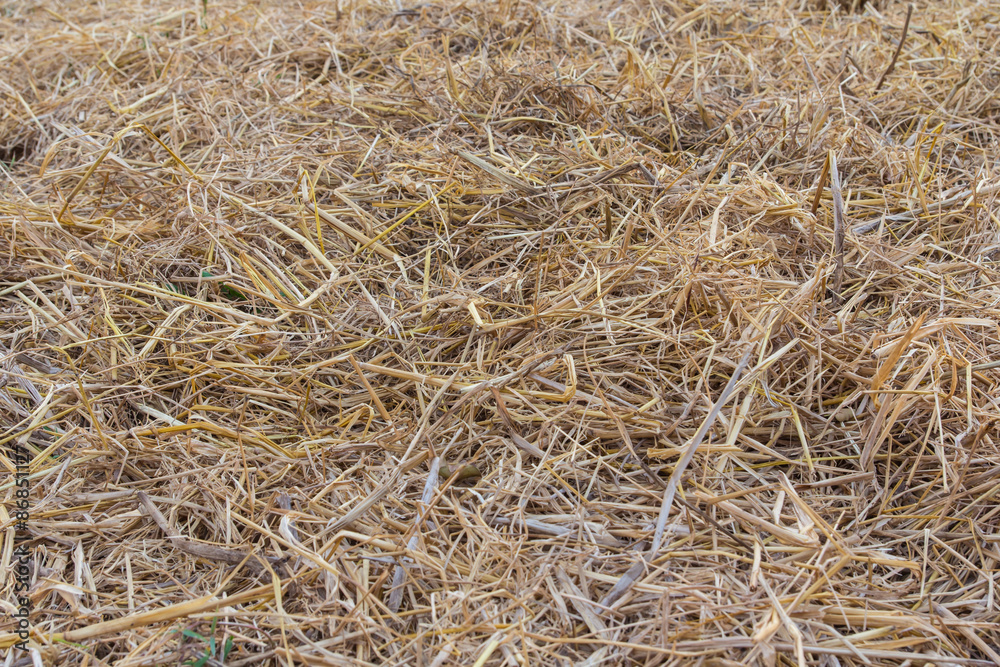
<box><xmin>873</xmin><ymin>4</ymin><xmax>915</xmax><ymax>93</ymax></box>
<box><xmin>829</xmin><ymin>150</ymin><xmax>846</xmax><ymax>304</ymax></box>
<box><xmin>651</xmin><ymin>348</ymin><xmax>753</xmax><ymax>554</ymax></box>
<box><xmin>386</xmin><ymin>455</ymin><xmax>440</xmax><ymax>613</ymax></box>
<box><xmin>599</xmin><ymin>348</ymin><xmax>752</xmax><ymax>611</ymax></box>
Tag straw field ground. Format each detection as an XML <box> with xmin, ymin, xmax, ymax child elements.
<box><xmin>2</xmin><ymin>0</ymin><xmax>999</xmax><ymax>664</ymax></box>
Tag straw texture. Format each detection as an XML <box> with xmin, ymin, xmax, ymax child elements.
<box><xmin>2</xmin><ymin>0</ymin><xmax>999</xmax><ymax>664</ymax></box>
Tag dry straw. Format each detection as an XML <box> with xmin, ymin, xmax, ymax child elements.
<box><xmin>1</xmin><ymin>0</ymin><xmax>999</xmax><ymax>664</ymax></box>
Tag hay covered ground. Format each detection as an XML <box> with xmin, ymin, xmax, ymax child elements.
<box><xmin>2</xmin><ymin>0</ymin><xmax>1000</xmax><ymax>664</ymax></box>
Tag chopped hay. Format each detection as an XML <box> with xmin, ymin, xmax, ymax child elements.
<box><xmin>2</xmin><ymin>0</ymin><xmax>1000</xmax><ymax>664</ymax></box>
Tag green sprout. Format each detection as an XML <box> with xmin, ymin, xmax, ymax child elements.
<box><xmin>177</xmin><ymin>618</ymin><xmax>234</xmax><ymax>667</ymax></box>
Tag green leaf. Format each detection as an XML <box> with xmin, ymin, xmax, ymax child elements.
<box><xmin>202</xmin><ymin>270</ymin><xmax>249</xmax><ymax>301</ymax></box>
<box><xmin>184</xmin><ymin>655</ymin><xmax>210</xmax><ymax>667</ymax></box>
<box><xmin>220</xmin><ymin>284</ymin><xmax>249</xmax><ymax>301</ymax></box>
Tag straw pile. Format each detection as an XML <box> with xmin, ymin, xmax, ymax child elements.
<box><xmin>2</xmin><ymin>0</ymin><xmax>999</xmax><ymax>664</ymax></box>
